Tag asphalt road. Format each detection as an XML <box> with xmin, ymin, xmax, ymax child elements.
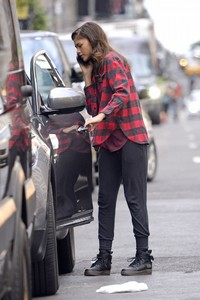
<box><xmin>36</xmin><ymin>110</ymin><xmax>200</xmax><ymax>300</ymax></box>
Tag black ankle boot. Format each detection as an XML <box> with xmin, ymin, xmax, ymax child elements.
<box><xmin>84</xmin><ymin>250</ymin><xmax>112</xmax><ymax>276</ymax></box>
<box><xmin>121</xmin><ymin>249</ymin><xmax>154</xmax><ymax>276</ymax></box>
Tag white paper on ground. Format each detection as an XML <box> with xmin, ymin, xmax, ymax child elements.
<box><xmin>96</xmin><ymin>281</ymin><xmax>148</xmax><ymax>294</ymax></box>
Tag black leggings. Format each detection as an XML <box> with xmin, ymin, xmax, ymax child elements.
<box><xmin>98</xmin><ymin>140</ymin><xmax>150</xmax><ymax>251</ymax></box>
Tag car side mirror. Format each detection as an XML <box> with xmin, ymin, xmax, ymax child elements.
<box><xmin>47</xmin><ymin>87</ymin><xmax>85</xmax><ymax>113</ymax></box>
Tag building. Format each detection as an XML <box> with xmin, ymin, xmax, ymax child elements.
<box><xmin>38</xmin><ymin>0</ymin><xmax>144</xmax><ymax>33</ymax></box>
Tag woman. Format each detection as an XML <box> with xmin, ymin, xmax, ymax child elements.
<box><xmin>71</xmin><ymin>22</ymin><xmax>153</xmax><ymax>276</ymax></box>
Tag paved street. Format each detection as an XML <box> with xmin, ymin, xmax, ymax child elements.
<box><xmin>36</xmin><ymin>111</ymin><xmax>200</xmax><ymax>300</ymax></box>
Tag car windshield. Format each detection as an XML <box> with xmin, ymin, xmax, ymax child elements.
<box><xmin>126</xmin><ymin>53</ymin><xmax>152</xmax><ymax>77</ymax></box>
<box><xmin>109</xmin><ymin>37</ymin><xmax>153</xmax><ymax>78</ymax></box>
<box><xmin>60</xmin><ymin>38</ymin><xmax>77</xmax><ymax>65</ymax></box>
<box><xmin>21</xmin><ymin>36</ymin><xmax>64</xmax><ymax>77</ymax></box>
<box><xmin>35</xmin><ymin>54</ymin><xmax>59</xmax><ymax>104</ymax></box>
<box><xmin>110</xmin><ymin>37</ymin><xmax>150</xmax><ymax>54</ymax></box>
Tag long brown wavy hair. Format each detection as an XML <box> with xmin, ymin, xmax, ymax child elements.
<box><xmin>71</xmin><ymin>22</ymin><xmax>127</xmax><ymax>76</ymax></box>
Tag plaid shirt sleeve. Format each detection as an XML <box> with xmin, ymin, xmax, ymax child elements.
<box><xmin>100</xmin><ymin>55</ymin><xmax>131</xmax><ymax>117</ymax></box>
<box><xmin>83</xmin><ymin>83</ymin><xmax>96</xmax><ymax>116</ymax></box>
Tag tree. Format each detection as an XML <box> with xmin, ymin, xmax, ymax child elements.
<box><xmin>28</xmin><ymin>0</ymin><xmax>47</xmax><ymax>30</ymax></box>
<box><xmin>16</xmin><ymin>0</ymin><xmax>47</xmax><ymax>30</ymax></box>
<box><xmin>16</xmin><ymin>0</ymin><xmax>29</xmax><ymax>29</ymax></box>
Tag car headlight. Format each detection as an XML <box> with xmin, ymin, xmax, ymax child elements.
<box><xmin>148</xmin><ymin>86</ymin><xmax>161</xmax><ymax>100</ymax></box>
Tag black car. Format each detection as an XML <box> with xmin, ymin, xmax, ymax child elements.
<box><xmin>19</xmin><ymin>30</ymin><xmax>95</xmax><ymax>296</ymax></box>
<box><xmin>26</xmin><ymin>50</ymin><xmax>94</xmax><ymax>297</ymax></box>
<box><xmin>0</xmin><ymin>1</ymin><xmax>36</xmax><ymax>299</ymax></box>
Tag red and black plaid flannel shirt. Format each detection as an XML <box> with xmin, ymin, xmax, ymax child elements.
<box><xmin>84</xmin><ymin>51</ymin><xmax>149</xmax><ymax>147</ymax></box>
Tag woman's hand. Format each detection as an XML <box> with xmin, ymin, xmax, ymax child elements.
<box><xmin>79</xmin><ymin>62</ymin><xmax>93</xmax><ymax>87</ymax></box>
<box><xmin>62</xmin><ymin>125</ymin><xmax>78</xmax><ymax>134</ymax></box>
<box><xmin>84</xmin><ymin>113</ymin><xmax>105</xmax><ymax>132</ymax></box>
<box><xmin>79</xmin><ymin>61</ymin><xmax>93</xmax><ymax>76</ymax></box>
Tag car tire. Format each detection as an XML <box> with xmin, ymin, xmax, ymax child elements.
<box><xmin>57</xmin><ymin>227</ymin><xmax>75</xmax><ymax>274</ymax></box>
<box><xmin>147</xmin><ymin>139</ymin><xmax>158</xmax><ymax>182</ymax></box>
<box><xmin>11</xmin><ymin>221</ymin><xmax>32</xmax><ymax>300</ymax></box>
<box><xmin>151</xmin><ymin>112</ymin><xmax>161</xmax><ymax>125</ymax></box>
<box><xmin>32</xmin><ymin>183</ymin><xmax>59</xmax><ymax>297</ymax></box>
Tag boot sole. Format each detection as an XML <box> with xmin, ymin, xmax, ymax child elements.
<box><xmin>84</xmin><ymin>270</ymin><xmax>110</xmax><ymax>276</ymax></box>
<box><xmin>121</xmin><ymin>268</ymin><xmax>152</xmax><ymax>276</ymax></box>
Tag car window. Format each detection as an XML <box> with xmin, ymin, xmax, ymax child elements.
<box><xmin>0</xmin><ymin>0</ymin><xmax>11</xmax><ymax>86</ymax></box>
<box><xmin>109</xmin><ymin>37</ymin><xmax>153</xmax><ymax>77</ymax></box>
<box><xmin>110</xmin><ymin>37</ymin><xmax>150</xmax><ymax>55</ymax></box>
<box><xmin>21</xmin><ymin>36</ymin><xmax>64</xmax><ymax>78</ymax></box>
<box><xmin>35</xmin><ymin>54</ymin><xmax>61</xmax><ymax>104</ymax></box>
<box><xmin>60</xmin><ymin>38</ymin><xmax>77</xmax><ymax>65</ymax></box>
<box><xmin>127</xmin><ymin>53</ymin><xmax>152</xmax><ymax>77</ymax></box>
<box><xmin>0</xmin><ymin>0</ymin><xmax>25</xmax><ymax>111</ymax></box>
<box><xmin>0</xmin><ymin>0</ymin><xmax>18</xmax><ymax>71</ymax></box>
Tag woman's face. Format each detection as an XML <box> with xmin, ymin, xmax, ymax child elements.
<box><xmin>73</xmin><ymin>36</ymin><xmax>93</xmax><ymax>62</ymax></box>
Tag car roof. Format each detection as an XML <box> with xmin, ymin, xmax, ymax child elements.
<box><xmin>20</xmin><ymin>30</ymin><xmax>58</xmax><ymax>38</ymax></box>
<box><xmin>58</xmin><ymin>33</ymin><xmax>71</xmax><ymax>40</ymax></box>
<box><xmin>108</xmin><ymin>33</ymin><xmax>149</xmax><ymax>42</ymax></box>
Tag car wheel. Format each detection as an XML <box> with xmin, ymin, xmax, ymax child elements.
<box><xmin>32</xmin><ymin>183</ymin><xmax>59</xmax><ymax>297</ymax></box>
<box><xmin>57</xmin><ymin>227</ymin><xmax>75</xmax><ymax>274</ymax></box>
<box><xmin>147</xmin><ymin>139</ymin><xmax>157</xmax><ymax>182</ymax></box>
<box><xmin>149</xmin><ymin>109</ymin><xmax>161</xmax><ymax>125</ymax></box>
<box><xmin>12</xmin><ymin>221</ymin><xmax>32</xmax><ymax>300</ymax></box>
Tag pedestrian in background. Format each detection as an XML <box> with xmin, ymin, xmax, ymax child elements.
<box><xmin>71</xmin><ymin>22</ymin><xmax>154</xmax><ymax>276</ymax></box>
<box><xmin>160</xmin><ymin>83</ymin><xmax>174</xmax><ymax>122</ymax></box>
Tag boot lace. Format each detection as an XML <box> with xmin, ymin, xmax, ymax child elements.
<box><xmin>91</xmin><ymin>252</ymin><xmax>112</xmax><ymax>267</ymax></box>
<box><xmin>127</xmin><ymin>250</ymin><xmax>154</xmax><ymax>265</ymax></box>
<box><xmin>91</xmin><ymin>254</ymin><xmax>103</xmax><ymax>266</ymax></box>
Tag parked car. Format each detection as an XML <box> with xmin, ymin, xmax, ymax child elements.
<box><xmin>58</xmin><ymin>33</ymin><xmax>76</xmax><ymax>66</ymax></box>
<box><xmin>0</xmin><ymin>1</ymin><xmax>36</xmax><ymax>299</ymax></box>
<box><xmin>143</xmin><ymin>109</ymin><xmax>158</xmax><ymax>182</ymax></box>
<box><xmin>20</xmin><ymin>30</ymin><xmax>72</xmax><ymax>87</ymax></box>
<box><xmin>25</xmin><ymin>50</ymin><xmax>94</xmax><ymax>297</ymax></box>
<box><xmin>58</xmin><ymin>33</ymin><xmax>84</xmax><ymax>89</ymax></box>
<box><xmin>108</xmin><ymin>32</ymin><xmax>162</xmax><ymax>124</ymax></box>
